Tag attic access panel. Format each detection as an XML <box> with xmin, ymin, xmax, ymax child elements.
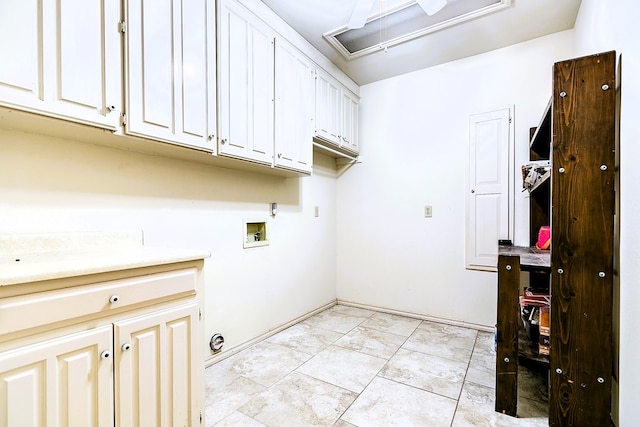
<box><xmin>324</xmin><ymin>0</ymin><xmax>510</xmax><ymax>59</ymax></box>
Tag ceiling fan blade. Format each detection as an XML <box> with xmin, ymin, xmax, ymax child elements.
<box><xmin>347</xmin><ymin>0</ymin><xmax>376</xmax><ymax>29</ymax></box>
<box><xmin>416</xmin><ymin>0</ymin><xmax>447</xmax><ymax>16</ymax></box>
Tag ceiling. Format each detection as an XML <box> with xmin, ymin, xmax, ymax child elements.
<box><xmin>260</xmin><ymin>0</ymin><xmax>583</xmax><ymax>85</ymax></box>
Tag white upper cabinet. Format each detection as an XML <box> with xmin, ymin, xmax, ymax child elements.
<box><xmin>274</xmin><ymin>39</ymin><xmax>314</xmax><ymax>174</ymax></box>
<box><xmin>314</xmin><ymin>68</ymin><xmax>360</xmax><ymax>154</ymax></box>
<box><xmin>217</xmin><ymin>0</ymin><xmax>275</xmax><ymax>165</ymax></box>
<box><xmin>0</xmin><ymin>0</ymin><xmax>358</xmax><ymax>174</ymax></box>
<box><xmin>0</xmin><ymin>0</ymin><xmax>122</xmax><ymax>130</ymax></box>
<box><xmin>314</xmin><ymin>70</ymin><xmax>341</xmax><ymax>146</ymax></box>
<box><xmin>341</xmin><ymin>89</ymin><xmax>359</xmax><ymax>154</ymax></box>
<box><xmin>124</xmin><ymin>0</ymin><xmax>216</xmax><ymax>152</ymax></box>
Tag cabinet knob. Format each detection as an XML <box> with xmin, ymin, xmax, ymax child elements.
<box><xmin>107</xmin><ymin>105</ymin><xmax>116</xmax><ymax>112</ymax></box>
<box><xmin>121</xmin><ymin>343</ymin><xmax>132</xmax><ymax>351</ymax></box>
<box><xmin>109</xmin><ymin>295</ymin><xmax>120</xmax><ymax>303</ymax></box>
<box><xmin>100</xmin><ymin>350</ymin><xmax>111</xmax><ymax>360</ymax></box>
<box><xmin>208</xmin><ymin>134</ymin><xmax>215</xmax><ymax>141</ymax></box>
<box><xmin>277</xmin><ymin>153</ymin><xmax>282</xmax><ymax>158</ymax></box>
<box><xmin>221</xmin><ymin>138</ymin><xmax>228</xmax><ymax>144</ymax></box>
<box><xmin>471</xmin><ymin>189</ymin><xmax>475</xmax><ymax>194</ymax></box>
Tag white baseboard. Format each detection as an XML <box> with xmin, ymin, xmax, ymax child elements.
<box><xmin>337</xmin><ymin>299</ymin><xmax>494</xmax><ymax>333</ymax></box>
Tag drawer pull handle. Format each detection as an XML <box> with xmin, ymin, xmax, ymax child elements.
<box><xmin>121</xmin><ymin>343</ymin><xmax>131</xmax><ymax>351</ymax></box>
<box><xmin>109</xmin><ymin>295</ymin><xmax>120</xmax><ymax>303</ymax></box>
<box><xmin>100</xmin><ymin>350</ymin><xmax>111</xmax><ymax>360</ymax></box>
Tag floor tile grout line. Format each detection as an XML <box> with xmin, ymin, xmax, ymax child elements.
<box><xmin>449</xmin><ymin>329</ymin><xmax>480</xmax><ymax>426</ymax></box>
<box><xmin>374</xmin><ymin>374</ymin><xmax>460</xmax><ymax>403</ymax></box>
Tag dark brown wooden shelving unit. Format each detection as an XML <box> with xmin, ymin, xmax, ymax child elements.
<box><xmin>496</xmin><ymin>51</ymin><xmax>616</xmax><ymax>426</ymax></box>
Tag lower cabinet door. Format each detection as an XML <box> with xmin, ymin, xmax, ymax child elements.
<box><xmin>0</xmin><ymin>325</ymin><xmax>114</xmax><ymax>427</ymax></box>
<box><xmin>114</xmin><ymin>302</ymin><xmax>200</xmax><ymax>427</ymax></box>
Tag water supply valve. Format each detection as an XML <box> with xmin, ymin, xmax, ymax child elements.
<box><xmin>210</xmin><ymin>334</ymin><xmax>224</xmax><ymax>353</ymax></box>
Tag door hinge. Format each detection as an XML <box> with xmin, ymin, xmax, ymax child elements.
<box><xmin>200</xmin><ymin>411</ymin><xmax>203</xmax><ymax>424</ymax></box>
<box><xmin>509</xmin><ymin>116</ymin><xmax>512</xmax><ymax>124</ymax></box>
<box><xmin>118</xmin><ymin>21</ymin><xmax>127</xmax><ymax>34</ymax></box>
<box><xmin>120</xmin><ymin>113</ymin><xmax>127</xmax><ymax>127</ymax></box>
<box><xmin>199</xmin><ymin>309</ymin><xmax>202</xmax><ymax>320</ymax></box>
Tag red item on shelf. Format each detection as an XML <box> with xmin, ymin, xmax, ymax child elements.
<box><xmin>536</xmin><ymin>226</ymin><xmax>551</xmax><ymax>250</ymax></box>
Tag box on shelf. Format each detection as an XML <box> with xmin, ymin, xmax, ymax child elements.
<box><xmin>538</xmin><ymin>305</ymin><xmax>550</xmax><ymax>355</ymax></box>
<box><xmin>520</xmin><ymin>292</ymin><xmax>551</xmax><ymax>355</ymax></box>
<box><xmin>521</xmin><ymin>287</ymin><xmax>551</xmax><ymax>307</ymax></box>
<box><xmin>539</xmin><ymin>305</ymin><xmax>550</xmax><ymax>335</ymax></box>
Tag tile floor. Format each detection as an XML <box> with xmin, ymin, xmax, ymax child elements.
<box><xmin>205</xmin><ymin>304</ymin><xmax>549</xmax><ymax>426</ymax></box>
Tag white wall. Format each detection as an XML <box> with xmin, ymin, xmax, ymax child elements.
<box><xmin>336</xmin><ymin>31</ymin><xmax>576</xmax><ymax>327</ymax></box>
<box><xmin>0</xmin><ymin>129</ymin><xmax>338</xmax><ymax>360</ymax></box>
<box><xmin>573</xmin><ymin>0</ymin><xmax>640</xmax><ymax>424</ymax></box>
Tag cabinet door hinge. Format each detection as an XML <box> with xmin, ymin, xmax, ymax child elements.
<box><xmin>120</xmin><ymin>113</ymin><xmax>127</xmax><ymax>127</ymax></box>
<box><xmin>509</xmin><ymin>116</ymin><xmax>512</xmax><ymax>124</ymax></box>
<box><xmin>118</xmin><ymin>21</ymin><xmax>127</xmax><ymax>34</ymax></box>
<box><xmin>200</xmin><ymin>411</ymin><xmax>203</xmax><ymax>424</ymax></box>
<box><xmin>199</xmin><ymin>309</ymin><xmax>202</xmax><ymax>320</ymax></box>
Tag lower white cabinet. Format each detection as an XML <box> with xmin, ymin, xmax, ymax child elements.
<box><xmin>115</xmin><ymin>302</ymin><xmax>200</xmax><ymax>426</ymax></box>
<box><xmin>0</xmin><ymin>325</ymin><xmax>114</xmax><ymax>427</ymax></box>
<box><xmin>0</xmin><ymin>265</ymin><xmax>203</xmax><ymax>427</ymax></box>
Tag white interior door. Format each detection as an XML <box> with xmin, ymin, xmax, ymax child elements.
<box><xmin>466</xmin><ymin>106</ymin><xmax>514</xmax><ymax>271</ymax></box>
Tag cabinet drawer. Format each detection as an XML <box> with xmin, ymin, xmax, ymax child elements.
<box><xmin>0</xmin><ymin>268</ymin><xmax>197</xmax><ymax>336</ymax></box>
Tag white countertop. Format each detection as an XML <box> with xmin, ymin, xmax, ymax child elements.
<box><xmin>0</xmin><ymin>231</ymin><xmax>210</xmax><ymax>287</ymax></box>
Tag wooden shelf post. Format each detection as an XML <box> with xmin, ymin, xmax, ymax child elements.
<box><xmin>495</xmin><ymin>254</ymin><xmax>521</xmax><ymax>416</ymax></box>
<box><xmin>549</xmin><ymin>50</ymin><xmax>616</xmax><ymax>427</ymax></box>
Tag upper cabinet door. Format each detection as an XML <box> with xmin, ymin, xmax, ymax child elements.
<box><xmin>217</xmin><ymin>0</ymin><xmax>275</xmax><ymax>165</ymax></box>
<box><xmin>314</xmin><ymin>69</ymin><xmax>341</xmax><ymax>146</ymax></box>
<box><xmin>125</xmin><ymin>0</ymin><xmax>215</xmax><ymax>152</ymax></box>
<box><xmin>341</xmin><ymin>89</ymin><xmax>359</xmax><ymax>154</ymax></box>
<box><xmin>0</xmin><ymin>0</ymin><xmax>122</xmax><ymax>130</ymax></box>
<box><xmin>274</xmin><ymin>39</ymin><xmax>314</xmax><ymax>174</ymax></box>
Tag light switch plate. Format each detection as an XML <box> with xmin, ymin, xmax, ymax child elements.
<box><xmin>424</xmin><ymin>206</ymin><xmax>433</xmax><ymax>218</ymax></box>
